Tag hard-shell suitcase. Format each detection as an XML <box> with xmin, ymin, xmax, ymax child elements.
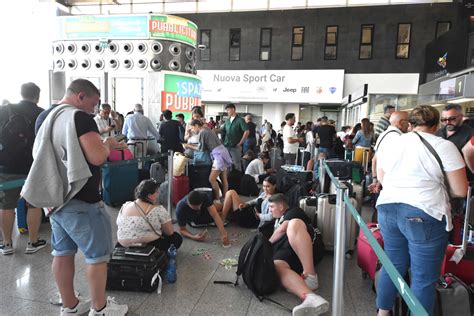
<box><xmin>188</xmin><ymin>164</ymin><xmax>212</xmax><ymax>190</ymax></box>
<box><xmin>352</xmin><ymin>183</ymin><xmax>364</xmax><ymax>213</ymax></box>
<box><xmin>317</xmin><ymin>194</ymin><xmax>357</xmax><ymax>251</ymax></box>
<box><xmin>106</xmin><ymin>246</ymin><xmax>167</xmax><ymax>293</ymax></box>
<box><xmin>150</xmin><ymin>161</ymin><xmax>166</xmax><ymax>184</ymax></box>
<box><xmin>357</xmin><ymin>223</ymin><xmax>384</xmax><ymax>280</ymax></box>
<box><xmin>172</xmin><ymin>175</ymin><xmax>189</xmax><ymax>205</ymax></box>
<box><xmin>102</xmin><ymin>160</ymin><xmax>139</xmax><ymax>207</ymax></box>
<box><xmin>299</xmin><ymin>196</ymin><xmax>318</xmax><ymax>225</ymax></box>
<box><xmin>353</xmin><ymin>147</ymin><xmax>372</xmax><ymax>173</ymax></box>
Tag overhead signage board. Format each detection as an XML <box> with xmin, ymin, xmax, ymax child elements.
<box><xmin>423</xmin><ymin>23</ymin><xmax>467</xmax><ymax>83</ymax></box>
<box><xmin>199</xmin><ymin>70</ymin><xmax>344</xmax><ymax>104</ymax></box>
<box><xmin>161</xmin><ymin>71</ymin><xmax>201</xmax><ymax>114</ymax></box>
<box><xmin>57</xmin><ymin>14</ymin><xmax>197</xmax><ymax>45</ymax></box>
<box><xmin>149</xmin><ymin>15</ymin><xmax>198</xmax><ymax>47</ymax></box>
<box><xmin>58</xmin><ymin>15</ymin><xmax>149</xmax><ymax>40</ymax></box>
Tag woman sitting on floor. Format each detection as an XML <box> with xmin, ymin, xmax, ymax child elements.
<box><xmin>245</xmin><ymin>151</ymin><xmax>274</xmax><ymax>183</ymax></box>
<box><xmin>221</xmin><ymin>175</ymin><xmax>277</xmax><ymax>228</ymax></box>
<box><xmin>117</xmin><ymin>179</ymin><xmax>183</xmax><ymax>251</ymax></box>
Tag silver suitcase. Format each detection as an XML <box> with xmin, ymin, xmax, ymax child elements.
<box><xmin>299</xmin><ymin>196</ymin><xmax>318</xmax><ymax>225</ymax></box>
<box><xmin>317</xmin><ymin>194</ymin><xmax>357</xmax><ymax>252</ymax></box>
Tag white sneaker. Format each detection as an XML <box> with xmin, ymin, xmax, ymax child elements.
<box><xmin>60</xmin><ymin>297</ymin><xmax>91</xmax><ymax>315</ymax></box>
<box><xmin>292</xmin><ymin>293</ymin><xmax>329</xmax><ymax>316</ymax></box>
<box><xmin>50</xmin><ymin>291</ymin><xmax>82</xmax><ymax>306</ymax></box>
<box><xmin>303</xmin><ymin>273</ymin><xmax>319</xmax><ymax>291</ymax></box>
<box><xmin>88</xmin><ymin>297</ymin><xmax>128</xmax><ymax>316</ymax></box>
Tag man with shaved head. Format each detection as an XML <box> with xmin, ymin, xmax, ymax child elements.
<box><xmin>369</xmin><ymin>111</ymin><xmax>410</xmax><ymax>194</ymax></box>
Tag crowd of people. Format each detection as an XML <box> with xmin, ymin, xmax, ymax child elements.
<box><xmin>1</xmin><ymin>79</ymin><xmax>474</xmax><ymax>316</ymax></box>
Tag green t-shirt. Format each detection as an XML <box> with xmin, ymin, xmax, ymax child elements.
<box><xmin>222</xmin><ymin>115</ymin><xmax>248</xmax><ymax>147</ymax></box>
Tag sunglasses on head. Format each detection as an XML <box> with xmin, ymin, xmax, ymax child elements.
<box><xmin>440</xmin><ymin>116</ymin><xmax>459</xmax><ymax>123</ymax></box>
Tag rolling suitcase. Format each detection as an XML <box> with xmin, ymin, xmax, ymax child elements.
<box><xmin>357</xmin><ymin>223</ymin><xmax>384</xmax><ymax>280</ymax></box>
<box><xmin>441</xmin><ymin>186</ymin><xmax>474</xmax><ymax>284</ymax></box>
<box><xmin>299</xmin><ymin>196</ymin><xmax>318</xmax><ymax>225</ymax></box>
<box><xmin>150</xmin><ymin>161</ymin><xmax>166</xmax><ymax>184</ymax></box>
<box><xmin>317</xmin><ymin>194</ymin><xmax>357</xmax><ymax>252</ymax></box>
<box><xmin>102</xmin><ymin>160</ymin><xmax>139</xmax><ymax>207</ymax></box>
<box><xmin>353</xmin><ymin>147</ymin><xmax>372</xmax><ymax>173</ymax></box>
<box><xmin>106</xmin><ymin>246</ymin><xmax>167</xmax><ymax>293</ymax></box>
<box><xmin>434</xmin><ymin>273</ymin><xmax>474</xmax><ymax>316</ymax></box>
<box><xmin>172</xmin><ymin>175</ymin><xmax>189</xmax><ymax>205</ymax></box>
<box><xmin>188</xmin><ymin>164</ymin><xmax>212</xmax><ymax>190</ymax></box>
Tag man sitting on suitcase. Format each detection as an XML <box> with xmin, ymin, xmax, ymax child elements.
<box><xmin>176</xmin><ymin>189</ymin><xmax>230</xmax><ymax>247</ymax></box>
<box><xmin>268</xmin><ymin>194</ymin><xmax>329</xmax><ymax>316</ymax></box>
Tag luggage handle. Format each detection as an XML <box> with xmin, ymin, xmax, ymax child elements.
<box><xmin>450</xmin><ymin>186</ymin><xmax>473</xmax><ymax>264</ymax></box>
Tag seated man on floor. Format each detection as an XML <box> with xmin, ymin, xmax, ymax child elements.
<box><xmin>176</xmin><ymin>189</ymin><xmax>230</xmax><ymax>247</ymax></box>
<box><xmin>268</xmin><ymin>194</ymin><xmax>329</xmax><ymax>316</ymax></box>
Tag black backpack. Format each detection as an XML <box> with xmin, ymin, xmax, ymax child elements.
<box><xmin>214</xmin><ymin>233</ymin><xmax>280</xmax><ymax>298</ymax></box>
<box><xmin>0</xmin><ymin>106</ymin><xmax>34</xmax><ymax>166</ymax></box>
<box><xmin>237</xmin><ymin>233</ymin><xmax>280</xmax><ymax>298</ymax></box>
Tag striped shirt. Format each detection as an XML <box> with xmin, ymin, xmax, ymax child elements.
<box><xmin>374</xmin><ymin>116</ymin><xmax>390</xmax><ymax>139</ymax></box>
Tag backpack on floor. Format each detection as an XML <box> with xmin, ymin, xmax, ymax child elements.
<box><xmin>214</xmin><ymin>233</ymin><xmax>280</xmax><ymax>298</ymax></box>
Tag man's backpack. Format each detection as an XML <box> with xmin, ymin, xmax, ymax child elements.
<box><xmin>214</xmin><ymin>233</ymin><xmax>280</xmax><ymax>297</ymax></box>
<box><xmin>0</xmin><ymin>106</ymin><xmax>34</xmax><ymax>166</ymax></box>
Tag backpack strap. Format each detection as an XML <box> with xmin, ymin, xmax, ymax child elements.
<box><xmin>413</xmin><ymin>131</ymin><xmax>452</xmax><ymax>200</ymax></box>
<box><xmin>374</xmin><ymin>129</ymin><xmax>400</xmax><ymax>152</ymax></box>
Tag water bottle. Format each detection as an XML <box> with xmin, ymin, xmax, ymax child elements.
<box><xmin>165</xmin><ymin>244</ymin><xmax>177</xmax><ymax>284</ymax></box>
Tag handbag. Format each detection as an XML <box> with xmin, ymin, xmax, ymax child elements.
<box><xmin>193</xmin><ymin>150</ymin><xmax>212</xmax><ymax>166</ymax></box>
<box><xmin>173</xmin><ymin>152</ymin><xmax>189</xmax><ymax>176</ymax></box>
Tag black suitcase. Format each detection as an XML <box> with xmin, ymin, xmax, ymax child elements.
<box><xmin>276</xmin><ymin>168</ymin><xmax>312</xmax><ymax>192</ymax></box>
<box><xmin>188</xmin><ymin>164</ymin><xmax>212</xmax><ymax>190</ymax></box>
<box><xmin>106</xmin><ymin>247</ymin><xmax>168</xmax><ymax>293</ymax></box>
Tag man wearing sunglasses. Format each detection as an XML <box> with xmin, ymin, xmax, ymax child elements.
<box><xmin>436</xmin><ymin>104</ymin><xmax>474</xmax><ymax>181</ymax></box>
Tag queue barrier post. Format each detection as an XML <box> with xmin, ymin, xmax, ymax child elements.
<box><xmin>322</xmin><ymin>161</ymin><xmax>428</xmax><ymax>316</ymax></box>
<box><xmin>332</xmin><ymin>183</ymin><xmax>347</xmax><ymax>316</ymax></box>
<box><xmin>167</xmin><ymin>150</ymin><xmax>174</xmax><ymax>219</ymax></box>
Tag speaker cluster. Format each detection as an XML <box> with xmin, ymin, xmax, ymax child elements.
<box><xmin>52</xmin><ymin>39</ymin><xmax>197</xmax><ymax>74</ymax></box>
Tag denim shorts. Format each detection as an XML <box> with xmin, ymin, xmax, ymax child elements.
<box><xmin>50</xmin><ymin>199</ymin><xmax>113</xmax><ymax>264</ymax></box>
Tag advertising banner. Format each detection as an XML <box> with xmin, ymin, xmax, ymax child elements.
<box><xmin>57</xmin><ymin>14</ymin><xmax>198</xmax><ymax>45</ymax></box>
<box><xmin>149</xmin><ymin>15</ymin><xmax>198</xmax><ymax>46</ymax></box>
<box><xmin>161</xmin><ymin>72</ymin><xmax>201</xmax><ymax>120</ymax></box>
<box><xmin>199</xmin><ymin>69</ymin><xmax>344</xmax><ymax>104</ymax></box>
<box><xmin>58</xmin><ymin>15</ymin><xmax>149</xmax><ymax>40</ymax></box>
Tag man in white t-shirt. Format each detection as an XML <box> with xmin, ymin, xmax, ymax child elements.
<box><xmin>368</xmin><ymin>111</ymin><xmax>409</xmax><ymax>193</ymax></box>
<box><xmin>283</xmin><ymin>113</ymin><xmax>304</xmax><ymax>165</ymax></box>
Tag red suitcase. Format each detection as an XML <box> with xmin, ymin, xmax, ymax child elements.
<box><xmin>172</xmin><ymin>175</ymin><xmax>189</xmax><ymax>205</ymax></box>
<box><xmin>357</xmin><ymin>223</ymin><xmax>384</xmax><ymax>280</ymax></box>
<box><xmin>441</xmin><ymin>245</ymin><xmax>474</xmax><ymax>285</ymax></box>
<box><xmin>441</xmin><ymin>186</ymin><xmax>474</xmax><ymax>285</ymax></box>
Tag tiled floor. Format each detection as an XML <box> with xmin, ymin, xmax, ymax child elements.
<box><xmin>0</xmin><ymin>204</ymin><xmax>377</xmax><ymax>316</ymax></box>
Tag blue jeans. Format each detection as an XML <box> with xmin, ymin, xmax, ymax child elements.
<box><xmin>376</xmin><ymin>203</ymin><xmax>448</xmax><ymax>315</ymax></box>
<box><xmin>243</xmin><ymin>137</ymin><xmax>257</xmax><ymax>154</ymax></box>
<box><xmin>318</xmin><ymin>147</ymin><xmax>336</xmax><ymax>159</ymax></box>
